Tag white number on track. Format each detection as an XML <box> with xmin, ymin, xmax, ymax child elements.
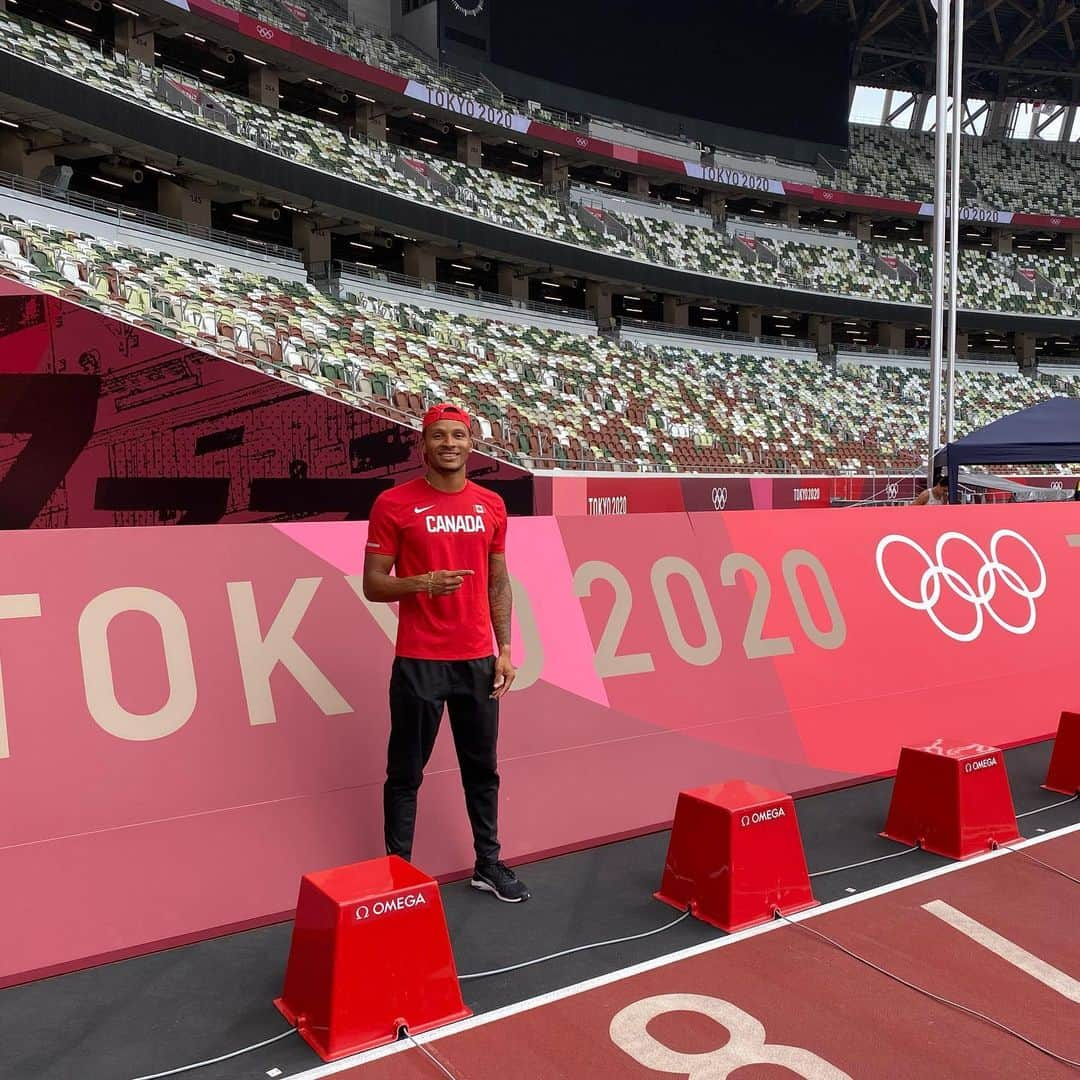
<box><xmin>609</xmin><ymin>993</ymin><xmax>852</xmax><ymax>1078</ymax></box>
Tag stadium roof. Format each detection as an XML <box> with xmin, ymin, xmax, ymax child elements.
<box><xmin>788</xmin><ymin>0</ymin><xmax>1079</xmax><ymax>107</ymax></box>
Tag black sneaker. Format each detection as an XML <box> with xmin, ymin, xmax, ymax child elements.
<box><xmin>471</xmin><ymin>860</ymin><xmax>531</xmax><ymax>903</ymax></box>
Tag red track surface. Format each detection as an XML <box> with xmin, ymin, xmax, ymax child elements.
<box><xmin>336</xmin><ymin>832</ymin><xmax>1080</xmax><ymax>1079</ymax></box>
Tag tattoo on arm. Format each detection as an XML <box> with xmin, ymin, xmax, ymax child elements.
<box><xmin>489</xmin><ymin>557</ymin><xmax>513</xmax><ymax>652</ymax></box>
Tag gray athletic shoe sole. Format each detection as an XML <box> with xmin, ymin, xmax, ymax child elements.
<box><xmin>470</xmin><ymin>876</ymin><xmax>530</xmax><ymax>902</ymax></box>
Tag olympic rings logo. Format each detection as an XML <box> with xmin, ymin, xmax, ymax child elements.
<box><xmin>874</xmin><ymin>529</ymin><xmax>1046</xmax><ymax>643</ymax></box>
<box><xmin>711</xmin><ymin>486</ymin><xmax>728</xmax><ymax>510</ymax></box>
<box><xmin>256</xmin><ymin>24</ymin><xmax>275</xmax><ymax>39</ymax></box>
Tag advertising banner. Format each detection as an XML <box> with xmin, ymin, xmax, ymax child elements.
<box><xmin>684</xmin><ymin>161</ymin><xmax>785</xmax><ymax>196</ymax></box>
<box><xmin>1</xmin><ymin>504</ymin><xmax>1075</xmax><ymax>986</ymax></box>
<box><xmin>679</xmin><ymin>476</ymin><xmax>757</xmax><ymax>512</ymax></box>
<box><xmin>770</xmin><ymin>477</ymin><xmax>831</xmax><ymax>509</ymax></box>
<box><xmin>550</xmin><ymin>475</ymin><xmax>916</xmax><ymax>515</ymax></box>
<box><xmin>403</xmin><ymin>81</ymin><xmax>531</xmax><ymax>134</ymax></box>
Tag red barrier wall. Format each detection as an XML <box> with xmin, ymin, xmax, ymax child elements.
<box><xmin>545</xmin><ymin>473</ymin><xmax>1079</xmax><ymax>514</ymax></box>
<box><xmin>0</xmin><ymin>504</ymin><xmax>1075</xmax><ymax>987</ymax></box>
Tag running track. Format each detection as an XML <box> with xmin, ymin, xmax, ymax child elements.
<box><xmin>297</xmin><ymin>826</ymin><xmax>1080</xmax><ymax>1079</ymax></box>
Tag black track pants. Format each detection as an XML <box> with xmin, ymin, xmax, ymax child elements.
<box><xmin>384</xmin><ymin>656</ymin><xmax>500</xmax><ymax>864</ymax></box>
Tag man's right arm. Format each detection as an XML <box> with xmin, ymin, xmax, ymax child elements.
<box><xmin>363</xmin><ymin>497</ymin><xmax>415</xmax><ymax>601</ymax></box>
<box><xmin>363</xmin><ymin>552</ymin><xmax>425</xmax><ymax>601</ymax></box>
<box><xmin>362</xmin><ymin>554</ymin><xmax>475</xmax><ymax>602</ymax></box>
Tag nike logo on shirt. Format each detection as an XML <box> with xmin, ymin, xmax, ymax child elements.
<box><xmin>414</xmin><ymin>505</ymin><xmax>435</xmax><ymax>514</ymax></box>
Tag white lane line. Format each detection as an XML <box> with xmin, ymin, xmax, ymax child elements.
<box><xmin>286</xmin><ymin>822</ymin><xmax>1080</xmax><ymax>1079</ymax></box>
<box><xmin>922</xmin><ymin>899</ymin><xmax>1080</xmax><ymax>1003</ymax></box>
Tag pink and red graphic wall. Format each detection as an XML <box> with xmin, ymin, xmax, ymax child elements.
<box><xmin>1</xmin><ymin>504</ymin><xmax>1074</xmax><ymax>988</ymax></box>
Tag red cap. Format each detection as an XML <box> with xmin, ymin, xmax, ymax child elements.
<box><xmin>422</xmin><ymin>402</ymin><xmax>472</xmax><ymax>431</ymax></box>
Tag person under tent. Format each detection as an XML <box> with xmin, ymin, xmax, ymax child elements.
<box><xmin>913</xmin><ymin>473</ymin><xmax>949</xmax><ymax>506</ymax></box>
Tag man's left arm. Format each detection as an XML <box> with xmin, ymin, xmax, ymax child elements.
<box><xmin>488</xmin><ymin>552</ymin><xmax>516</xmax><ymax>699</ymax></box>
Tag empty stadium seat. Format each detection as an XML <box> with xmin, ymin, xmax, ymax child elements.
<box><xmin>0</xmin><ymin>210</ymin><xmax>1076</xmax><ymax>475</ymax></box>
<box><xmin>0</xmin><ymin>12</ymin><xmax>1073</xmax><ymax>319</ymax></box>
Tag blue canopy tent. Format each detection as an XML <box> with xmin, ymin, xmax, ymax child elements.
<box><xmin>937</xmin><ymin>397</ymin><xmax>1080</xmax><ymax>503</ymax></box>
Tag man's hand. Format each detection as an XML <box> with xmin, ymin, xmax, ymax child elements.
<box><xmin>427</xmin><ymin>569</ymin><xmax>475</xmax><ymax>595</ymax></box>
<box><xmin>491</xmin><ymin>649</ymin><xmax>516</xmax><ymax>699</ymax></box>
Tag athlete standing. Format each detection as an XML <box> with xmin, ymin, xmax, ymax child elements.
<box><xmin>362</xmin><ymin>403</ymin><xmax>530</xmax><ymax>902</ymax></box>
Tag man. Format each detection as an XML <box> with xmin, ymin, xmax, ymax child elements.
<box><xmin>913</xmin><ymin>474</ymin><xmax>949</xmax><ymax>506</ymax></box>
<box><xmin>362</xmin><ymin>403</ymin><xmax>530</xmax><ymax>903</ymax></box>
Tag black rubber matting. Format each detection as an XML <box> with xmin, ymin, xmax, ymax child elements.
<box><xmin>0</xmin><ymin>739</ymin><xmax>1076</xmax><ymax>1080</ymax></box>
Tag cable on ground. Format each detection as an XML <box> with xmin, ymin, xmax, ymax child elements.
<box><xmin>404</xmin><ymin>1028</ymin><xmax>462</xmax><ymax>1079</ymax></box>
<box><xmin>115</xmin><ymin>908</ymin><xmax>703</xmax><ymax>1076</ymax></box>
<box><xmin>459</xmin><ymin>839</ymin><xmax>936</xmax><ymax>981</ymax></box>
<box><xmin>809</xmin><ymin>843</ymin><xmax>921</xmax><ymax>878</ymax></box>
<box><xmin>991</xmin><ymin>838</ymin><xmax>1080</xmax><ymax>885</ymax></box>
<box><xmin>126</xmin><ymin>1027</ymin><xmax>296</xmax><ymax>1080</ymax></box>
<box><xmin>458</xmin><ymin>909</ymin><xmax>692</xmax><ymax>980</ymax></box>
<box><xmin>1015</xmin><ymin>792</ymin><xmax>1080</xmax><ymax>819</ymax></box>
<box><xmin>122</xmin><ymin>807</ymin><xmax>1080</xmax><ymax>1077</ymax></box>
<box><xmin>773</xmin><ymin>907</ymin><xmax>1080</xmax><ymax>1069</ymax></box>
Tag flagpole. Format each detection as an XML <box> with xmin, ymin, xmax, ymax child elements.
<box><xmin>927</xmin><ymin>0</ymin><xmax>950</xmax><ymax>488</ymax></box>
<box><xmin>945</xmin><ymin>0</ymin><xmax>964</xmax><ymax>446</ymax></box>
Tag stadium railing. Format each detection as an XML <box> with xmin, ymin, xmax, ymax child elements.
<box><xmin>619</xmin><ymin>317</ymin><xmax>815</xmax><ymax>351</ymax></box>
<box><xmin>0</xmin><ymin>167</ymin><xmax>302</xmax><ymax>265</ymax></box>
<box><xmin>333</xmin><ymin>260</ymin><xmax>592</xmax><ymax>323</ymax></box>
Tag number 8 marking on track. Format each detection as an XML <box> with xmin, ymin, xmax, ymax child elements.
<box><xmin>610</xmin><ymin>994</ymin><xmax>852</xmax><ymax>1078</ymax></box>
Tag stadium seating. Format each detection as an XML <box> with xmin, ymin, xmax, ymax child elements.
<box><xmin>827</xmin><ymin>126</ymin><xmax>935</xmax><ymax>203</ymax></box>
<box><xmin>831</xmin><ymin>125</ymin><xmax>1080</xmax><ymax>216</ymax></box>
<box><xmin>0</xmin><ymin>12</ymin><xmax>1075</xmax><ymax>321</ymax></box>
<box><xmin>2</xmin><ymin>211</ymin><xmax>1076</xmax><ymax>475</ymax></box>
<box><xmin>629</xmin><ymin>217</ymin><xmax>925</xmax><ymax>302</ymax></box>
<box><xmin>179</xmin><ymin>1</ymin><xmax>1080</xmax><ymax>221</ymax></box>
<box><xmin>0</xmin><ymin>11</ymin><xmax>640</xmax><ymax>257</ymax></box>
<box><xmin>435</xmin><ymin>161</ymin><xmax>641</xmax><ymax>258</ymax></box>
<box><xmin>226</xmin><ymin>0</ymin><xmax>515</xmax><ymax>115</ymax></box>
<box><xmin>972</xmin><ymin>138</ymin><xmax>1080</xmax><ymax>216</ymax></box>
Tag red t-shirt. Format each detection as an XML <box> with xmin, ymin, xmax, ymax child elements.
<box><xmin>366</xmin><ymin>477</ymin><xmax>508</xmax><ymax>660</ymax></box>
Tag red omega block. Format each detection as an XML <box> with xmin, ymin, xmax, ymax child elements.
<box><xmin>655</xmin><ymin>780</ymin><xmax>817</xmax><ymax>932</ymax></box>
<box><xmin>882</xmin><ymin>738</ymin><xmax>1020</xmax><ymax>859</ymax></box>
<box><xmin>274</xmin><ymin>856</ymin><xmax>470</xmax><ymax>1061</ymax></box>
<box><xmin>1044</xmin><ymin>711</ymin><xmax>1080</xmax><ymax>796</ymax></box>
